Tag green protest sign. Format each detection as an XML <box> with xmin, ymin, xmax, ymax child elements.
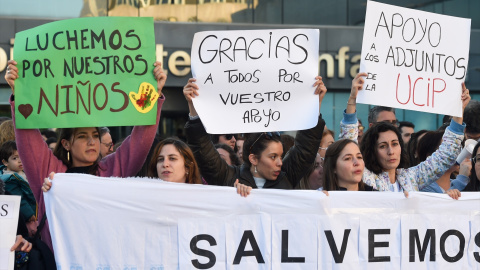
<box><xmin>13</xmin><ymin>17</ymin><xmax>158</xmax><ymax>129</ymax></box>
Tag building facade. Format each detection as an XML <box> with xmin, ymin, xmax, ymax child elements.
<box><xmin>1</xmin><ymin>0</ymin><xmax>479</xmax><ymax>139</ymax></box>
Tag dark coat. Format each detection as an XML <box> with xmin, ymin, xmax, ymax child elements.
<box><xmin>0</xmin><ymin>165</ymin><xmax>37</xmax><ymax>221</ymax></box>
<box><xmin>185</xmin><ymin>115</ymin><xmax>325</xmax><ymax>189</ymax></box>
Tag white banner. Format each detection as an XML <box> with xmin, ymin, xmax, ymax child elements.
<box><xmin>190</xmin><ymin>29</ymin><xmax>320</xmax><ymax>134</ymax></box>
<box><xmin>44</xmin><ymin>174</ymin><xmax>480</xmax><ymax>269</ymax></box>
<box><xmin>0</xmin><ymin>195</ymin><xmax>21</xmax><ymax>270</ymax></box>
<box><xmin>358</xmin><ymin>1</ymin><xmax>471</xmax><ymax>117</ymax></box>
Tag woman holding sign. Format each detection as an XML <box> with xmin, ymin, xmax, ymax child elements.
<box><xmin>464</xmin><ymin>142</ymin><xmax>480</xmax><ymax>192</ymax></box>
<box><xmin>5</xmin><ymin>59</ymin><xmax>167</xmax><ymax>252</ymax></box>
<box><xmin>339</xmin><ymin>72</ymin><xmax>470</xmax><ymax>193</ymax></box>
<box><xmin>183</xmin><ymin>77</ymin><xmax>326</xmax><ymax>191</ymax></box>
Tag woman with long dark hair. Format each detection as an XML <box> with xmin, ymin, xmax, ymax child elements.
<box><xmin>340</xmin><ymin>72</ymin><xmax>470</xmax><ymax>193</ymax></box>
<box><xmin>464</xmin><ymin>142</ymin><xmax>480</xmax><ymax>191</ymax></box>
<box><xmin>183</xmin><ymin>76</ymin><xmax>327</xmax><ymax>190</ymax></box>
<box><xmin>147</xmin><ymin>138</ymin><xmax>202</xmax><ymax>184</ymax></box>
<box><xmin>323</xmin><ymin>139</ymin><xmax>375</xmax><ymax>191</ymax></box>
<box><xmin>5</xmin><ymin>59</ymin><xmax>167</xmax><ymax>251</ymax></box>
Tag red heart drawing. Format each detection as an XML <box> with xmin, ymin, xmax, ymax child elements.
<box><xmin>18</xmin><ymin>104</ymin><xmax>33</xmax><ymax>119</ymax></box>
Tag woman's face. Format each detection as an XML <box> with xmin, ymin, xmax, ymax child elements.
<box><xmin>375</xmin><ymin>130</ymin><xmax>401</xmax><ymax>172</ymax></box>
<box><xmin>318</xmin><ymin>133</ymin><xmax>334</xmax><ymax>157</ymax></box>
<box><xmin>156</xmin><ymin>144</ymin><xmax>187</xmax><ymax>183</ymax></box>
<box><xmin>335</xmin><ymin>143</ymin><xmax>364</xmax><ymax>189</ymax></box>
<box><xmin>219</xmin><ymin>135</ymin><xmax>236</xmax><ymax>150</ymax></box>
<box><xmin>308</xmin><ymin>153</ymin><xmax>323</xmax><ymax>190</ymax></box>
<box><xmin>65</xmin><ymin>127</ymin><xmax>100</xmax><ymax>167</ymax></box>
<box><xmin>252</xmin><ymin>141</ymin><xmax>283</xmax><ymax>180</ymax></box>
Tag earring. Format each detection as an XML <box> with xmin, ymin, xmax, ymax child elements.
<box><xmin>254</xmin><ymin>166</ymin><xmax>257</xmax><ymax>173</ymax></box>
<box><xmin>67</xmin><ymin>151</ymin><xmax>70</xmax><ymax>161</ymax></box>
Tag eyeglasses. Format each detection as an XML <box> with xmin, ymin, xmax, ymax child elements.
<box><xmin>473</xmin><ymin>155</ymin><xmax>480</xmax><ymax>164</ymax></box>
<box><xmin>319</xmin><ymin>156</ymin><xmax>325</xmax><ymax>168</ymax></box>
<box><xmin>224</xmin><ymin>134</ymin><xmax>236</xmax><ymax>140</ymax></box>
<box><xmin>101</xmin><ymin>142</ymin><xmax>114</xmax><ymax>149</ymax></box>
<box><xmin>250</xmin><ymin>132</ymin><xmax>281</xmax><ymax>152</ymax></box>
<box><xmin>374</xmin><ymin>120</ymin><xmax>399</xmax><ymax>127</ymax></box>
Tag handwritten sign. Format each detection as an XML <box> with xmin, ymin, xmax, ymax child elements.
<box><xmin>357</xmin><ymin>1</ymin><xmax>471</xmax><ymax>117</ymax></box>
<box><xmin>13</xmin><ymin>17</ymin><xmax>158</xmax><ymax>129</ymax></box>
<box><xmin>190</xmin><ymin>29</ymin><xmax>319</xmax><ymax>134</ymax></box>
<box><xmin>0</xmin><ymin>196</ymin><xmax>20</xmax><ymax>270</ymax></box>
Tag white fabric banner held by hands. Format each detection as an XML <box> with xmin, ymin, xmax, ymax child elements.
<box><xmin>44</xmin><ymin>174</ymin><xmax>480</xmax><ymax>269</ymax></box>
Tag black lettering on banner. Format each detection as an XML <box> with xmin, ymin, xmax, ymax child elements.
<box><xmin>134</xmin><ymin>55</ymin><xmax>147</xmax><ymax>76</ymax></box>
<box><xmin>248</xmin><ymin>38</ymin><xmax>264</xmax><ymax>59</ymax></box>
<box><xmin>190</xmin><ymin>234</ymin><xmax>217</xmax><ymax>269</ymax></box>
<box><xmin>368</xmin><ymin>229</ymin><xmax>391</xmax><ymax>262</ymax></box>
<box><xmin>402</xmin><ymin>18</ymin><xmax>416</xmax><ymax>42</ymax></box>
<box><xmin>324</xmin><ymin>230</ymin><xmax>350</xmax><ymax>263</ymax></box>
<box><xmin>416</xmin><ymin>19</ymin><xmax>428</xmax><ymax>45</ymax></box>
<box><xmin>440</xmin><ymin>230</ymin><xmax>465</xmax><ymax>262</ymax></box>
<box><xmin>289</xmin><ymin>34</ymin><xmax>308</xmax><ymax>64</ymax></box>
<box><xmin>198</xmin><ymin>35</ymin><xmax>218</xmax><ymax>64</ymax></box>
<box><xmin>91</xmin><ymin>29</ymin><xmax>107</xmax><ymax>50</ymax></box>
<box><xmin>275</xmin><ymin>36</ymin><xmax>290</xmax><ymax>60</ymax></box>
<box><xmin>80</xmin><ymin>29</ymin><xmax>89</xmax><ymax>49</ymax></box>
<box><xmin>52</xmin><ymin>31</ymin><xmax>65</xmax><ymax>50</ymax></box>
<box><xmin>37</xmin><ymin>33</ymin><xmax>48</xmax><ymax>51</ymax></box>
<box><xmin>233</xmin><ymin>37</ymin><xmax>247</xmax><ymax>62</ymax></box>
<box><xmin>474</xmin><ymin>232</ymin><xmax>480</xmax><ymax>263</ymax></box>
<box><xmin>205</xmin><ymin>73</ymin><xmax>214</xmax><ymax>84</ymax></box>
<box><xmin>219</xmin><ymin>38</ymin><xmax>233</xmax><ymax>63</ymax></box>
<box><xmin>233</xmin><ymin>230</ymin><xmax>265</xmax><ymax>265</ymax></box>
<box><xmin>375</xmin><ymin>12</ymin><xmax>391</xmax><ymax>38</ymax></box>
<box><xmin>456</xmin><ymin>58</ymin><xmax>467</xmax><ymax>80</ymax></box>
<box><xmin>25</xmin><ymin>37</ymin><xmax>37</xmax><ymax>51</ymax></box>
<box><xmin>109</xmin><ymin>29</ymin><xmax>122</xmax><ymax>50</ymax></box>
<box><xmin>409</xmin><ymin>229</ymin><xmax>436</xmax><ymax>262</ymax></box>
<box><xmin>281</xmin><ymin>230</ymin><xmax>305</xmax><ymax>263</ymax></box>
<box><xmin>66</xmin><ymin>30</ymin><xmax>79</xmax><ymax>50</ymax></box>
<box><xmin>124</xmin><ymin>29</ymin><xmax>141</xmax><ymax>50</ymax></box>
<box><xmin>0</xmin><ymin>204</ymin><xmax>8</xmax><ymax>216</ymax></box>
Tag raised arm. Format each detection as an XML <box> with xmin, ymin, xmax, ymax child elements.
<box><xmin>183</xmin><ymin>78</ymin><xmax>236</xmax><ymax>186</ymax></box>
<box><xmin>6</xmin><ymin>60</ymin><xmax>66</xmax><ymax>202</ymax></box>
<box><xmin>339</xmin><ymin>72</ymin><xmax>367</xmax><ymax>141</ymax></box>
<box><xmin>412</xmin><ymin>84</ymin><xmax>470</xmax><ymax>190</ymax></box>
<box><xmin>100</xmin><ymin>61</ymin><xmax>167</xmax><ymax>177</ymax></box>
<box><xmin>282</xmin><ymin>76</ymin><xmax>327</xmax><ymax>187</ymax></box>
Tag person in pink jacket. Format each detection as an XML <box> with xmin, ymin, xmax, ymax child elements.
<box><xmin>5</xmin><ymin>59</ymin><xmax>167</xmax><ymax>252</ymax></box>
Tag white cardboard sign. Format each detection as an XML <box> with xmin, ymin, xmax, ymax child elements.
<box><xmin>358</xmin><ymin>1</ymin><xmax>471</xmax><ymax>117</ymax></box>
<box><xmin>0</xmin><ymin>196</ymin><xmax>21</xmax><ymax>270</ymax></box>
<box><xmin>190</xmin><ymin>29</ymin><xmax>320</xmax><ymax>133</ymax></box>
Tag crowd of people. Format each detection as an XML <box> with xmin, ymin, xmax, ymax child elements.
<box><xmin>2</xmin><ymin>59</ymin><xmax>480</xmax><ymax>267</ymax></box>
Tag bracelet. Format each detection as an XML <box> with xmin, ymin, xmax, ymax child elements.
<box><xmin>347</xmin><ymin>102</ymin><xmax>356</xmax><ymax>105</ymax></box>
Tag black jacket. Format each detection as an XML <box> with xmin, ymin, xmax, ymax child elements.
<box><xmin>185</xmin><ymin>115</ymin><xmax>325</xmax><ymax>189</ymax></box>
